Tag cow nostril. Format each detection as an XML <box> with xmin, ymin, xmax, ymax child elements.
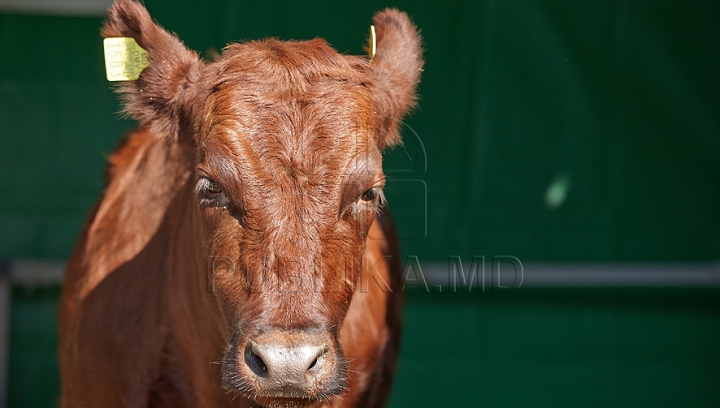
<box><xmin>244</xmin><ymin>342</ymin><xmax>269</xmax><ymax>378</ymax></box>
<box><xmin>306</xmin><ymin>345</ymin><xmax>328</xmax><ymax>371</ymax></box>
<box><xmin>308</xmin><ymin>357</ymin><xmax>318</xmax><ymax>370</ymax></box>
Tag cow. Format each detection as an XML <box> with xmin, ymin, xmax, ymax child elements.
<box><xmin>58</xmin><ymin>1</ymin><xmax>423</xmax><ymax>407</ymax></box>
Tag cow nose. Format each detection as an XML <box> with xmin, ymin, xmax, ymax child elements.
<box><xmin>244</xmin><ymin>340</ymin><xmax>330</xmax><ymax>397</ymax></box>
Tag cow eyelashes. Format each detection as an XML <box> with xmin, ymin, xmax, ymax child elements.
<box><xmin>358</xmin><ymin>187</ymin><xmax>385</xmax><ymax>210</ymax></box>
<box><xmin>206</xmin><ymin>179</ymin><xmax>222</xmax><ymax>194</ymax></box>
<box><xmin>197</xmin><ymin>177</ymin><xmax>228</xmax><ymax>208</ymax></box>
<box><xmin>197</xmin><ymin>177</ymin><xmax>222</xmax><ymax>195</ymax></box>
<box><xmin>361</xmin><ymin>188</ymin><xmax>376</xmax><ymax>202</ymax></box>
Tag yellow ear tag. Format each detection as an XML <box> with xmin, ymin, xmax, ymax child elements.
<box><xmin>103</xmin><ymin>37</ymin><xmax>150</xmax><ymax>81</ymax></box>
<box><xmin>368</xmin><ymin>25</ymin><xmax>377</xmax><ymax>62</ymax></box>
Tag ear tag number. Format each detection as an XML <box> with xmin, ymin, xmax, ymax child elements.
<box><xmin>103</xmin><ymin>37</ymin><xmax>150</xmax><ymax>81</ymax></box>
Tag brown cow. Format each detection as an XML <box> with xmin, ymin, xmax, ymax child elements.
<box><xmin>58</xmin><ymin>1</ymin><xmax>422</xmax><ymax>407</ymax></box>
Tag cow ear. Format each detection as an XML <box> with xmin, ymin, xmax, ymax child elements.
<box><xmin>369</xmin><ymin>9</ymin><xmax>424</xmax><ymax>150</ymax></box>
<box><xmin>103</xmin><ymin>0</ymin><xmax>203</xmax><ymax>141</ymax></box>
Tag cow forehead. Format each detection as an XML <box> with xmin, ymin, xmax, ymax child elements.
<box><xmin>199</xmin><ymin>97</ymin><xmax>377</xmax><ymax>183</ymax></box>
<box><xmin>200</xmin><ymin>122</ymin><xmax>381</xmax><ymax>204</ymax></box>
<box><xmin>196</xmin><ymin>39</ymin><xmax>380</xmax><ymax>192</ymax></box>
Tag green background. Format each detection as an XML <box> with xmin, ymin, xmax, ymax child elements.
<box><xmin>1</xmin><ymin>0</ymin><xmax>719</xmax><ymax>406</ymax></box>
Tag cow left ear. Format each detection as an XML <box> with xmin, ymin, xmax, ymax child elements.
<box><xmin>103</xmin><ymin>0</ymin><xmax>204</xmax><ymax>141</ymax></box>
<box><xmin>368</xmin><ymin>9</ymin><xmax>424</xmax><ymax>150</ymax></box>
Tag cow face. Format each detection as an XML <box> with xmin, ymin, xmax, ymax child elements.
<box><xmin>197</xmin><ymin>40</ymin><xmax>385</xmax><ymax>403</ymax></box>
<box><xmin>103</xmin><ymin>1</ymin><xmax>422</xmax><ymax>405</ymax></box>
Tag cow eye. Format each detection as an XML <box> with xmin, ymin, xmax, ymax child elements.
<box><xmin>206</xmin><ymin>179</ymin><xmax>222</xmax><ymax>194</ymax></box>
<box><xmin>361</xmin><ymin>188</ymin><xmax>377</xmax><ymax>202</ymax></box>
<box><xmin>344</xmin><ymin>186</ymin><xmax>385</xmax><ymax>218</ymax></box>
<box><xmin>359</xmin><ymin>187</ymin><xmax>385</xmax><ymax>208</ymax></box>
<box><xmin>197</xmin><ymin>177</ymin><xmax>227</xmax><ymax>208</ymax></box>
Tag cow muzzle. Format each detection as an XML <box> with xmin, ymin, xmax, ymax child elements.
<box><xmin>224</xmin><ymin>328</ymin><xmax>347</xmax><ymax>404</ymax></box>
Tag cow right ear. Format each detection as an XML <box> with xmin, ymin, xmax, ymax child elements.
<box><xmin>367</xmin><ymin>9</ymin><xmax>424</xmax><ymax>150</ymax></box>
<box><xmin>103</xmin><ymin>0</ymin><xmax>204</xmax><ymax>141</ymax></box>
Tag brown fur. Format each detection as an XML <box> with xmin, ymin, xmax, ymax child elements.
<box><xmin>59</xmin><ymin>1</ymin><xmax>422</xmax><ymax>407</ymax></box>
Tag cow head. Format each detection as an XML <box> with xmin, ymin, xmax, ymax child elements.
<box><xmin>103</xmin><ymin>1</ymin><xmax>422</xmax><ymax>406</ymax></box>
